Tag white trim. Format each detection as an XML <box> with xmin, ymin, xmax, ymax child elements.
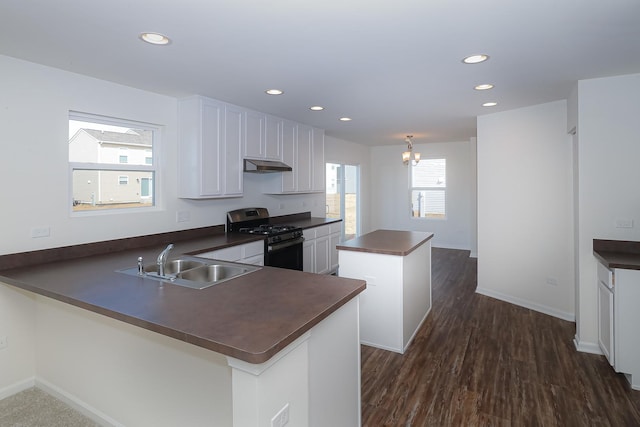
<box><xmin>573</xmin><ymin>336</ymin><xmax>603</xmax><ymax>355</ymax></box>
<box><xmin>476</xmin><ymin>287</ymin><xmax>575</xmax><ymax>322</ymax></box>
<box><xmin>36</xmin><ymin>377</ymin><xmax>124</xmax><ymax>427</ymax></box>
<box><xmin>0</xmin><ymin>377</ymin><xmax>35</xmax><ymax>400</ymax></box>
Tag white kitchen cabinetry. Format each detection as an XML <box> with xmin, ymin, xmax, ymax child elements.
<box><xmin>243</xmin><ymin>111</ymin><xmax>282</xmax><ymax>161</ymax></box>
<box><xmin>264</xmin><ymin>124</ymin><xmax>325</xmax><ymax>194</ymax></box>
<box><xmin>178</xmin><ymin>96</ymin><xmax>243</xmax><ymax>199</ymax></box>
<box><xmin>329</xmin><ymin>222</ymin><xmax>342</xmax><ymax>273</ymax></box>
<box><xmin>597</xmin><ymin>263</ymin><xmax>640</xmax><ymax>390</ymax></box>
<box><xmin>196</xmin><ymin>240</ymin><xmax>264</xmax><ymax>266</ymax></box>
<box><xmin>311</xmin><ymin>127</ymin><xmax>325</xmax><ymax>192</ymax></box>
<box><xmin>303</xmin><ymin>222</ymin><xmax>341</xmax><ymax>274</ymax></box>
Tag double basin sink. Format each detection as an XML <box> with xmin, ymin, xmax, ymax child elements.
<box><xmin>118</xmin><ymin>256</ymin><xmax>260</xmax><ymax>290</ymax></box>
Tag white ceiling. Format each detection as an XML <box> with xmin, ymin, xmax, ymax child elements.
<box><xmin>1</xmin><ymin>0</ymin><xmax>639</xmax><ymax>146</ymax></box>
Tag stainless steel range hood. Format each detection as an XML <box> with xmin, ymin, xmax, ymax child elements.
<box><xmin>243</xmin><ymin>158</ymin><xmax>292</xmax><ymax>173</ymax></box>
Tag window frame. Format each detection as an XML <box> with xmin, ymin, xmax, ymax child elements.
<box><xmin>68</xmin><ymin>111</ymin><xmax>161</xmax><ymax>216</ymax></box>
<box><xmin>409</xmin><ymin>157</ymin><xmax>447</xmax><ymax>220</ymax></box>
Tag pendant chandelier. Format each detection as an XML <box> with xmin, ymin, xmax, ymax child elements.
<box><xmin>402</xmin><ymin>135</ymin><xmax>420</xmax><ymax>165</ymax></box>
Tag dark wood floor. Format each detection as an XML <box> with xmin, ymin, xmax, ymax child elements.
<box><xmin>361</xmin><ymin>248</ymin><xmax>640</xmax><ymax>426</ymax></box>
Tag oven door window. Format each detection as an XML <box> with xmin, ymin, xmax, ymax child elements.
<box><xmin>266</xmin><ymin>239</ymin><xmax>303</xmax><ymax>271</ymax></box>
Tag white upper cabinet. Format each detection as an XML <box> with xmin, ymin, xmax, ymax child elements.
<box><xmin>311</xmin><ymin>127</ymin><xmax>325</xmax><ymax>192</ymax></box>
<box><xmin>264</xmin><ymin>115</ymin><xmax>282</xmax><ymax>160</ymax></box>
<box><xmin>264</xmin><ymin>123</ymin><xmax>325</xmax><ymax>194</ymax></box>
<box><xmin>178</xmin><ymin>96</ymin><xmax>243</xmax><ymax>199</ymax></box>
<box><xmin>179</xmin><ymin>95</ymin><xmax>323</xmax><ymax>197</ymax></box>
<box><xmin>281</xmin><ymin>119</ymin><xmax>297</xmax><ymax>193</ymax></box>
<box><xmin>244</xmin><ymin>110</ymin><xmax>282</xmax><ymax>161</ymax></box>
<box><xmin>297</xmin><ymin>124</ymin><xmax>313</xmax><ymax>193</ymax></box>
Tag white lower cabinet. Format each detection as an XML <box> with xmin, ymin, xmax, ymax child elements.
<box><xmin>303</xmin><ymin>222</ymin><xmax>341</xmax><ymax>274</ymax></box>
<box><xmin>196</xmin><ymin>240</ymin><xmax>264</xmax><ymax>266</ymax></box>
<box><xmin>597</xmin><ymin>263</ymin><xmax>640</xmax><ymax>390</ymax></box>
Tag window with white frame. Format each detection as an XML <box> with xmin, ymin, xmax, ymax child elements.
<box><xmin>410</xmin><ymin>158</ymin><xmax>446</xmax><ymax>219</ymax></box>
<box><xmin>69</xmin><ymin>112</ymin><xmax>158</xmax><ymax>212</ymax></box>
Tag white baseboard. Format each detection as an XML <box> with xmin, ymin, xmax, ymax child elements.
<box><xmin>35</xmin><ymin>377</ymin><xmax>124</xmax><ymax>427</ymax></box>
<box><xmin>0</xmin><ymin>377</ymin><xmax>35</xmax><ymax>400</ymax></box>
<box><xmin>573</xmin><ymin>336</ymin><xmax>603</xmax><ymax>355</ymax></box>
<box><xmin>475</xmin><ymin>287</ymin><xmax>575</xmax><ymax>322</ymax></box>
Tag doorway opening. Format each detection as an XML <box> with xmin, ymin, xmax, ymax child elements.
<box><xmin>326</xmin><ymin>163</ymin><xmax>359</xmax><ymax>240</ymax></box>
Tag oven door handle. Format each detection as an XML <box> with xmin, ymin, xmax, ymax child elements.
<box><xmin>268</xmin><ymin>236</ymin><xmax>304</xmax><ymax>252</ymax></box>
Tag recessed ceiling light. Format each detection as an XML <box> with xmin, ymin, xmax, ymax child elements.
<box><xmin>462</xmin><ymin>54</ymin><xmax>489</xmax><ymax>64</ymax></box>
<box><xmin>474</xmin><ymin>84</ymin><xmax>494</xmax><ymax>90</ymax></box>
<box><xmin>482</xmin><ymin>102</ymin><xmax>498</xmax><ymax>107</ymax></box>
<box><xmin>309</xmin><ymin>106</ymin><xmax>324</xmax><ymax>111</ymax></box>
<box><xmin>265</xmin><ymin>89</ymin><xmax>284</xmax><ymax>95</ymax></box>
<box><xmin>139</xmin><ymin>32</ymin><xmax>171</xmax><ymax>45</ymax></box>
<box><xmin>339</xmin><ymin>117</ymin><xmax>352</xmax><ymax>122</ymax></box>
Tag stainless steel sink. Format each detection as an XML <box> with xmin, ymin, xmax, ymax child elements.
<box><xmin>117</xmin><ymin>256</ymin><xmax>260</xmax><ymax>289</ymax></box>
<box><xmin>144</xmin><ymin>259</ymin><xmax>205</xmax><ymax>275</ymax></box>
<box><xmin>179</xmin><ymin>264</ymin><xmax>251</xmax><ymax>283</ymax></box>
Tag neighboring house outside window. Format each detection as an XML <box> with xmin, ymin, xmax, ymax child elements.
<box><xmin>69</xmin><ymin>112</ymin><xmax>158</xmax><ymax>212</ymax></box>
<box><xmin>410</xmin><ymin>158</ymin><xmax>446</xmax><ymax>219</ymax></box>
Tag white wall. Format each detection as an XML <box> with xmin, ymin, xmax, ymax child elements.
<box><xmin>324</xmin><ymin>135</ymin><xmax>372</xmax><ymax>234</ymax></box>
<box><xmin>574</xmin><ymin>73</ymin><xmax>640</xmax><ymax>351</ymax></box>
<box><xmin>0</xmin><ymin>54</ymin><xmax>325</xmax><ymax>257</ymax></box>
<box><xmin>477</xmin><ymin>100</ymin><xmax>575</xmax><ymax>321</ymax></box>
<box><xmin>370</xmin><ymin>141</ymin><xmax>474</xmax><ymax>250</ymax></box>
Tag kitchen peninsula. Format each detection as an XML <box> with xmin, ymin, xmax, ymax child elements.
<box><xmin>337</xmin><ymin>229</ymin><xmax>433</xmax><ymax>353</ymax></box>
<box><xmin>0</xmin><ymin>226</ymin><xmax>365</xmax><ymax>427</ymax></box>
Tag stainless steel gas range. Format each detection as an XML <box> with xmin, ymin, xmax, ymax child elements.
<box><xmin>226</xmin><ymin>208</ymin><xmax>304</xmax><ymax>271</ymax></box>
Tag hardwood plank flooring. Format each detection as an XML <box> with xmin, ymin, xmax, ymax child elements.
<box><xmin>361</xmin><ymin>248</ymin><xmax>640</xmax><ymax>426</ymax></box>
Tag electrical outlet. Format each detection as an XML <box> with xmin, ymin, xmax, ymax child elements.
<box><xmin>31</xmin><ymin>227</ymin><xmax>50</xmax><ymax>238</ymax></box>
<box><xmin>0</xmin><ymin>336</ymin><xmax>7</xmax><ymax>350</ymax></box>
<box><xmin>271</xmin><ymin>403</ymin><xmax>289</xmax><ymax>427</ymax></box>
<box><xmin>176</xmin><ymin>211</ymin><xmax>191</xmax><ymax>223</ymax></box>
<box><xmin>546</xmin><ymin>277</ymin><xmax>558</xmax><ymax>286</ymax></box>
<box><xmin>615</xmin><ymin>219</ymin><xmax>634</xmax><ymax>228</ymax></box>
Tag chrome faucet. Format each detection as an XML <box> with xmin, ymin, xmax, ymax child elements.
<box><xmin>157</xmin><ymin>244</ymin><xmax>174</xmax><ymax>277</ymax></box>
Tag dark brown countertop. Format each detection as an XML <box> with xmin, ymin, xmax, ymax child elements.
<box><xmin>337</xmin><ymin>229</ymin><xmax>434</xmax><ymax>256</ymax></box>
<box><xmin>593</xmin><ymin>239</ymin><xmax>640</xmax><ymax>270</ymax></box>
<box><xmin>0</xmin><ymin>222</ymin><xmax>365</xmax><ymax>364</ymax></box>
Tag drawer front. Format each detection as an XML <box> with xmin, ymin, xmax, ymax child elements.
<box><xmin>330</xmin><ymin>221</ymin><xmax>342</xmax><ymax>234</ymax></box>
<box><xmin>242</xmin><ymin>240</ymin><xmax>265</xmax><ymax>258</ymax></box>
<box><xmin>303</xmin><ymin>229</ymin><xmax>316</xmax><ymax>240</ymax></box>
<box><xmin>198</xmin><ymin>246</ymin><xmax>242</xmax><ymax>261</ymax></box>
<box><xmin>315</xmin><ymin>225</ymin><xmax>331</xmax><ymax>238</ymax></box>
<box><xmin>597</xmin><ymin>262</ymin><xmax>613</xmax><ymax>288</ymax></box>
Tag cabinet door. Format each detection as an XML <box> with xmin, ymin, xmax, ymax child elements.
<box><xmin>598</xmin><ymin>280</ymin><xmax>614</xmax><ymax>366</ymax></box>
<box><xmin>244</xmin><ymin>110</ymin><xmax>265</xmax><ymax>158</ymax></box>
<box><xmin>315</xmin><ymin>235</ymin><xmax>330</xmax><ymax>274</ymax></box>
<box><xmin>296</xmin><ymin>124</ymin><xmax>312</xmax><ymax>193</ymax></box>
<box><xmin>330</xmin><ymin>232</ymin><xmax>341</xmax><ymax>273</ymax></box>
<box><xmin>224</xmin><ymin>105</ymin><xmax>244</xmax><ymax>195</ymax></box>
<box><xmin>264</xmin><ymin>115</ymin><xmax>282</xmax><ymax>160</ymax></box>
<box><xmin>200</xmin><ymin>101</ymin><xmax>223</xmax><ymax>196</ymax></box>
<box><xmin>281</xmin><ymin>120</ymin><xmax>297</xmax><ymax>192</ymax></box>
<box><xmin>303</xmin><ymin>240</ymin><xmax>314</xmax><ymax>273</ymax></box>
<box><xmin>311</xmin><ymin>128</ymin><xmax>325</xmax><ymax>192</ymax></box>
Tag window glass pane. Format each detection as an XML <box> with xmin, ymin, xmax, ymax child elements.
<box><xmin>69</xmin><ymin>120</ymin><xmax>153</xmax><ymax>166</ymax></box>
<box><xmin>411</xmin><ymin>190</ymin><xmax>445</xmax><ymax>219</ymax></box>
<box><xmin>412</xmin><ymin>158</ymin><xmax>446</xmax><ymax>187</ymax></box>
<box><xmin>72</xmin><ymin>170</ymin><xmax>154</xmax><ymax>211</ymax></box>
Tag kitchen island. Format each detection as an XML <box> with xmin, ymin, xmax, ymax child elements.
<box><xmin>0</xmin><ymin>231</ymin><xmax>365</xmax><ymax>427</ymax></box>
<box><xmin>337</xmin><ymin>229</ymin><xmax>433</xmax><ymax>353</ymax></box>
